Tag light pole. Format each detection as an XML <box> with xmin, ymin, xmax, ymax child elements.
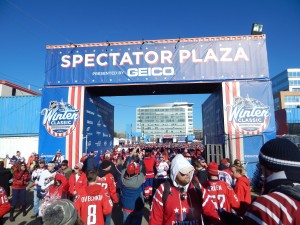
<box><xmin>83</xmin><ymin>134</ymin><xmax>90</xmax><ymax>154</ymax></box>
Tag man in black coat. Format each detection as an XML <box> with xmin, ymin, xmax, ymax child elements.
<box><xmin>0</xmin><ymin>161</ymin><xmax>13</xmax><ymax>196</ymax></box>
<box><xmin>82</xmin><ymin>151</ymin><xmax>99</xmax><ymax>173</ymax></box>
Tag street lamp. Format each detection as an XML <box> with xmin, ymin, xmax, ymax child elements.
<box><xmin>251</xmin><ymin>23</ymin><xmax>263</xmax><ymax>35</ymax></box>
<box><xmin>82</xmin><ymin>134</ymin><xmax>91</xmax><ymax>154</ymax></box>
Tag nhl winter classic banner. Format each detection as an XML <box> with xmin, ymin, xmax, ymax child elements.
<box><xmin>39</xmin><ymin>86</ymin><xmax>85</xmax><ymax>168</ymax></box>
<box><xmin>222</xmin><ymin>81</ymin><xmax>276</xmax><ymax>173</ymax></box>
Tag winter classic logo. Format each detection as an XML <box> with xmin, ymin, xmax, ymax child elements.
<box><xmin>41</xmin><ymin>100</ymin><xmax>80</xmax><ymax>137</ymax></box>
<box><xmin>225</xmin><ymin>96</ymin><xmax>270</xmax><ymax>134</ymax></box>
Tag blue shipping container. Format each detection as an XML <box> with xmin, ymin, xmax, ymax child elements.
<box><xmin>286</xmin><ymin>108</ymin><xmax>300</xmax><ymax>123</ymax></box>
<box><xmin>0</xmin><ymin>96</ymin><xmax>41</xmax><ymax>136</ymax></box>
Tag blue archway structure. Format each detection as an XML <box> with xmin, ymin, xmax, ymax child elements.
<box><xmin>38</xmin><ymin>34</ymin><xmax>275</xmax><ymax>178</ymax></box>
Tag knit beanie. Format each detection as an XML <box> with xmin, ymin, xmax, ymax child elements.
<box><xmin>43</xmin><ymin>199</ymin><xmax>78</xmax><ymax>225</ymax></box>
<box><xmin>101</xmin><ymin>160</ymin><xmax>111</xmax><ymax>169</ymax></box>
<box><xmin>259</xmin><ymin>138</ymin><xmax>300</xmax><ymax>182</ymax></box>
<box><xmin>207</xmin><ymin>162</ymin><xmax>219</xmax><ymax>176</ymax></box>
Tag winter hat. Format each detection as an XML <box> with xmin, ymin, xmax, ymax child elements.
<box><xmin>43</xmin><ymin>199</ymin><xmax>78</xmax><ymax>225</ymax></box>
<box><xmin>62</xmin><ymin>160</ymin><xmax>68</xmax><ymax>165</ymax></box>
<box><xmin>101</xmin><ymin>160</ymin><xmax>111</xmax><ymax>170</ymax></box>
<box><xmin>207</xmin><ymin>162</ymin><xmax>219</xmax><ymax>176</ymax></box>
<box><xmin>220</xmin><ymin>158</ymin><xmax>229</xmax><ymax>165</ymax></box>
<box><xmin>196</xmin><ymin>156</ymin><xmax>206</xmax><ymax>162</ymax></box>
<box><xmin>47</xmin><ymin>161</ymin><xmax>55</xmax><ymax>167</ymax></box>
<box><xmin>74</xmin><ymin>163</ymin><xmax>83</xmax><ymax>170</ymax></box>
<box><xmin>127</xmin><ymin>162</ymin><xmax>140</xmax><ymax>175</ymax></box>
<box><xmin>259</xmin><ymin>138</ymin><xmax>300</xmax><ymax>179</ymax></box>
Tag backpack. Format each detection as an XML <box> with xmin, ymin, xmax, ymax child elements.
<box><xmin>162</xmin><ymin>176</ymin><xmax>203</xmax><ymax>205</ymax></box>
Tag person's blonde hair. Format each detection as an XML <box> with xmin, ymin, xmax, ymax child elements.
<box><xmin>231</xmin><ymin>164</ymin><xmax>246</xmax><ymax>176</ymax></box>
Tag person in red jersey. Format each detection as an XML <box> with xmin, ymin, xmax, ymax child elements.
<box><xmin>45</xmin><ymin>173</ymin><xmax>69</xmax><ymax>201</ymax></box>
<box><xmin>230</xmin><ymin>164</ymin><xmax>251</xmax><ymax>215</ymax></box>
<box><xmin>242</xmin><ymin>138</ymin><xmax>300</xmax><ymax>225</ymax></box>
<box><xmin>142</xmin><ymin>149</ymin><xmax>157</xmax><ymax>202</ymax></box>
<box><xmin>0</xmin><ymin>186</ymin><xmax>10</xmax><ymax>224</ymax></box>
<box><xmin>68</xmin><ymin>163</ymin><xmax>87</xmax><ymax>200</ymax></box>
<box><xmin>202</xmin><ymin>162</ymin><xmax>239</xmax><ymax>213</ymax></box>
<box><xmin>149</xmin><ymin>154</ymin><xmax>221</xmax><ymax>225</ymax></box>
<box><xmin>39</xmin><ymin>173</ymin><xmax>69</xmax><ymax>217</ymax></box>
<box><xmin>97</xmin><ymin>160</ymin><xmax>118</xmax><ymax>225</ymax></box>
<box><xmin>74</xmin><ymin>169</ymin><xmax>113</xmax><ymax>225</ymax></box>
<box><xmin>218</xmin><ymin>159</ymin><xmax>234</xmax><ymax>187</ymax></box>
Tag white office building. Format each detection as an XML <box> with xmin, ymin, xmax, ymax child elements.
<box><xmin>136</xmin><ymin>102</ymin><xmax>194</xmax><ymax>141</ymax></box>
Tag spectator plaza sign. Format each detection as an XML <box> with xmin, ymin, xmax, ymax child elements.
<box><xmin>39</xmin><ymin>35</ymin><xmax>276</xmax><ymax>177</ymax></box>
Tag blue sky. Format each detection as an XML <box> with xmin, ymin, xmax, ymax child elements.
<box><xmin>0</xmin><ymin>0</ymin><xmax>299</xmax><ymax>133</ymax></box>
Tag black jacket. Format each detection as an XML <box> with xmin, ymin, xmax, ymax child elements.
<box><xmin>0</xmin><ymin>166</ymin><xmax>13</xmax><ymax>196</ymax></box>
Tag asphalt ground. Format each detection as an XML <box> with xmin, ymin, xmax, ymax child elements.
<box><xmin>1</xmin><ymin>186</ymin><xmax>150</xmax><ymax>225</ymax></box>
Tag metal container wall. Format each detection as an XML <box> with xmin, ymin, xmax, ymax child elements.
<box><xmin>286</xmin><ymin>108</ymin><xmax>300</xmax><ymax>123</ymax></box>
<box><xmin>202</xmin><ymin>85</ymin><xmax>225</xmax><ymax>145</ymax></box>
<box><xmin>0</xmin><ymin>96</ymin><xmax>41</xmax><ymax>136</ymax></box>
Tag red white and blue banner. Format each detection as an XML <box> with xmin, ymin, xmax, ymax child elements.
<box><xmin>222</xmin><ymin>81</ymin><xmax>276</xmax><ymax>177</ymax></box>
<box><xmin>39</xmin><ymin>86</ymin><xmax>114</xmax><ymax>167</ymax></box>
<box><xmin>45</xmin><ymin>35</ymin><xmax>269</xmax><ymax>86</ymax></box>
<box><xmin>39</xmin><ymin>86</ymin><xmax>85</xmax><ymax>167</ymax></box>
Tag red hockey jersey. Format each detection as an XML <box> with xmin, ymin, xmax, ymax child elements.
<box><xmin>74</xmin><ymin>184</ymin><xmax>113</xmax><ymax>225</ymax></box>
<box><xmin>202</xmin><ymin>179</ymin><xmax>239</xmax><ymax>212</ymax></box>
<box><xmin>143</xmin><ymin>157</ymin><xmax>156</xmax><ymax>178</ymax></box>
<box><xmin>45</xmin><ymin>173</ymin><xmax>69</xmax><ymax>201</ymax></box>
<box><xmin>0</xmin><ymin>186</ymin><xmax>10</xmax><ymax>218</ymax></box>
<box><xmin>149</xmin><ymin>180</ymin><xmax>220</xmax><ymax>225</ymax></box>
<box><xmin>96</xmin><ymin>173</ymin><xmax>118</xmax><ymax>204</ymax></box>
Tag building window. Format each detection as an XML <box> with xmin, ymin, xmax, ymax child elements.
<box><xmin>12</xmin><ymin>88</ymin><xmax>16</xmax><ymax>96</ymax></box>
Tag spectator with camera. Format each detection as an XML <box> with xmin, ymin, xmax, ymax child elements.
<box><xmin>123</xmin><ymin>147</ymin><xmax>146</xmax><ymax>175</ymax></box>
<box><xmin>9</xmin><ymin>162</ymin><xmax>30</xmax><ymax>222</ymax></box>
<box><xmin>121</xmin><ymin>161</ymin><xmax>145</xmax><ymax>225</ymax></box>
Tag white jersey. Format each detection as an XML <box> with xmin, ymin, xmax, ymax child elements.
<box><xmin>156</xmin><ymin>161</ymin><xmax>169</xmax><ymax>178</ymax></box>
<box><xmin>32</xmin><ymin>168</ymin><xmax>47</xmax><ymax>187</ymax></box>
<box><xmin>38</xmin><ymin>170</ymin><xmax>57</xmax><ymax>190</ymax></box>
<box><xmin>218</xmin><ymin>170</ymin><xmax>233</xmax><ymax>187</ymax></box>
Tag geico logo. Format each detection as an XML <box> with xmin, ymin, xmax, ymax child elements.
<box><xmin>127</xmin><ymin>67</ymin><xmax>174</xmax><ymax>76</ymax></box>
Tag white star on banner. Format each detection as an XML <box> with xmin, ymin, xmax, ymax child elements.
<box><xmin>174</xmin><ymin>208</ymin><xmax>179</xmax><ymax>213</ymax></box>
<box><xmin>182</xmin><ymin>207</ymin><xmax>187</xmax><ymax>213</ymax></box>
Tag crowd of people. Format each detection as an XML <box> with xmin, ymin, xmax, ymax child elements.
<box><xmin>0</xmin><ymin>138</ymin><xmax>300</xmax><ymax>225</ymax></box>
